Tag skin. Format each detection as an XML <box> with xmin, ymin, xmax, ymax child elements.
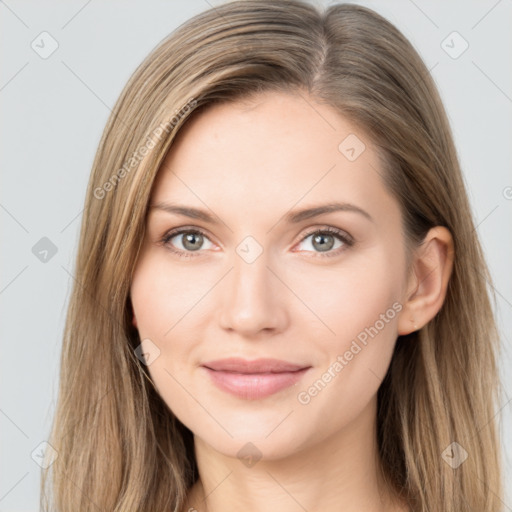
<box><xmin>130</xmin><ymin>90</ymin><xmax>454</xmax><ymax>512</ymax></box>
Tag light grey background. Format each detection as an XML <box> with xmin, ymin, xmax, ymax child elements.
<box><xmin>1</xmin><ymin>0</ymin><xmax>511</xmax><ymax>510</ymax></box>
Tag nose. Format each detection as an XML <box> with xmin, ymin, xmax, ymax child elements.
<box><xmin>217</xmin><ymin>249</ymin><xmax>289</xmax><ymax>337</ymax></box>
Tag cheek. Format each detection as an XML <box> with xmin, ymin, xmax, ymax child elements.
<box><xmin>293</xmin><ymin>250</ymin><xmax>403</xmax><ymax>427</ymax></box>
<box><xmin>130</xmin><ymin>255</ymin><xmax>216</xmax><ymax>397</ymax></box>
<box><xmin>290</xmin><ymin>247</ymin><xmax>402</xmax><ymax>346</ymax></box>
<box><xmin>130</xmin><ymin>254</ymin><xmax>203</xmax><ymax>340</ymax></box>
<box><xmin>301</xmin><ymin>252</ymin><xmax>402</xmax><ymax>388</ymax></box>
<box><xmin>130</xmin><ymin>258</ymin><xmax>203</xmax><ymax>425</ymax></box>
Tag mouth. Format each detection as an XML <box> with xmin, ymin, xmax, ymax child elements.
<box><xmin>200</xmin><ymin>357</ymin><xmax>311</xmax><ymax>400</ymax></box>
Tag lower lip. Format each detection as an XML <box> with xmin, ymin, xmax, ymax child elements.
<box><xmin>202</xmin><ymin>367</ymin><xmax>310</xmax><ymax>400</ymax></box>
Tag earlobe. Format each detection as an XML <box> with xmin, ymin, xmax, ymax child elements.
<box><xmin>397</xmin><ymin>226</ymin><xmax>454</xmax><ymax>336</ymax></box>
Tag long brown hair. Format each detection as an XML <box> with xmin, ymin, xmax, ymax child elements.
<box><xmin>41</xmin><ymin>1</ymin><xmax>503</xmax><ymax>510</ymax></box>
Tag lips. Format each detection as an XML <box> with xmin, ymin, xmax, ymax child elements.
<box><xmin>201</xmin><ymin>357</ymin><xmax>311</xmax><ymax>400</ymax></box>
<box><xmin>202</xmin><ymin>357</ymin><xmax>308</xmax><ymax>373</ymax></box>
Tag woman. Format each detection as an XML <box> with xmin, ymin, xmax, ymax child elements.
<box><xmin>40</xmin><ymin>1</ymin><xmax>503</xmax><ymax>511</ymax></box>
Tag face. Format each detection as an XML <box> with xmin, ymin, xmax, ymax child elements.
<box><xmin>130</xmin><ymin>90</ymin><xmax>411</xmax><ymax>460</ymax></box>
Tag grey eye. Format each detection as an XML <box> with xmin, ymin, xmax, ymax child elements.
<box><xmin>166</xmin><ymin>230</ymin><xmax>214</xmax><ymax>252</ymax></box>
<box><xmin>297</xmin><ymin>231</ymin><xmax>345</xmax><ymax>253</ymax></box>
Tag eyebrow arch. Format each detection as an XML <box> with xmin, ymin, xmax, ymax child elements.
<box><xmin>150</xmin><ymin>202</ymin><xmax>222</xmax><ymax>224</ymax></box>
<box><xmin>284</xmin><ymin>202</ymin><xmax>374</xmax><ymax>224</ymax></box>
<box><xmin>149</xmin><ymin>201</ymin><xmax>374</xmax><ymax>225</ymax></box>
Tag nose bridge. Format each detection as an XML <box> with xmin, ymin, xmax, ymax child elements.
<box><xmin>232</xmin><ymin>247</ymin><xmax>272</xmax><ymax>298</ymax></box>
<box><xmin>219</xmin><ymin>241</ymin><xmax>287</xmax><ymax>334</ymax></box>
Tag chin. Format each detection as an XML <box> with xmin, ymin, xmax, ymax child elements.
<box><xmin>191</xmin><ymin>417</ymin><xmax>314</xmax><ymax>462</ymax></box>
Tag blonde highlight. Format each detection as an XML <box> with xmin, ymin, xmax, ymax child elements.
<box><xmin>41</xmin><ymin>1</ymin><xmax>503</xmax><ymax>510</ymax></box>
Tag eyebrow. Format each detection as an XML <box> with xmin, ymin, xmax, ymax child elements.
<box><xmin>150</xmin><ymin>201</ymin><xmax>374</xmax><ymax>224</ymax></box>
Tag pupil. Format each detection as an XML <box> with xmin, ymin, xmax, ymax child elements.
<box><xmin>184</xmin><ymin>233</ymin><xmax>202</xmax><ymax>251</ymax></box>
<box><xmin>314</xmin><ymin>233</ymin><xmax>334</xmax><ymax>252</ymax></box>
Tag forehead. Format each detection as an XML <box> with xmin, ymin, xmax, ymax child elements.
<box><xmin>150</xmin><ymin>91</ymin><xmax>398</xmax><ymax>228</ymax></box>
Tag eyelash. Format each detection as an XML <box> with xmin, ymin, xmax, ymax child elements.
<box><xmin>159</xmin><ymin>226</ymin><xmax>354</xmax><ymax>260</ymax></box>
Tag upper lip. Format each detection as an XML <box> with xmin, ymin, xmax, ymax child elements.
<box><xmin>201</xmin><ymin>357</ymin><xmax>309</xmax><ymax>374</ymax></box>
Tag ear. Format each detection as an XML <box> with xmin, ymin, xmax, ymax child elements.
<box><xmin>397</xmin><ymin>226</ymin><xmax>454</xmax><ymax>335</ymax></box>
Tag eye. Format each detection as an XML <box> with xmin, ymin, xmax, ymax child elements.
<box><xmin>294</xmin><ymin>226</ymin><xmax>353</xmax><ymax>258</ymax></box>
<box><xmin>159</xmin><ymin>227</ymin><xmax>214</xmax><ymax>259</ymax></box>
<box><xmin>159</xmin><ymin>225</ymin><xmax>354</xmax><ymax>259</ymax></box>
